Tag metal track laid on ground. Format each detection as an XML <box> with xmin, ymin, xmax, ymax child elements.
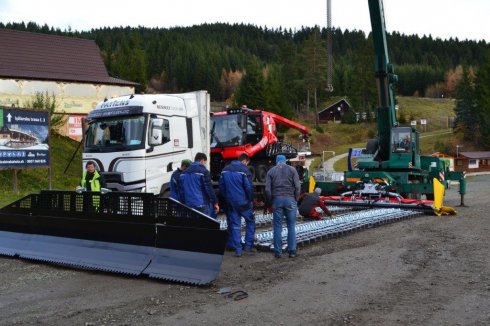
<box><xmin>219</xmin><ymin>206</ymin><xmax>352</xmax><ymax>230</ymax></box>
<box><xmin>253</xmin><ymin>208</ymin><xmax>423</xmax><ymax>251</ymax></box>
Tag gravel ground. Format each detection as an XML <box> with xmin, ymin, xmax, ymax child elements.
<box><xmin>0</xmin><ymin>175</ymin><xmax>489</xmax><ymax>325</ymax></box>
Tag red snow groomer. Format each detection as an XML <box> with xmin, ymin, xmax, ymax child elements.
<box><xmin>210</xmin><ymin>107</ymin><xmax>310</xmax><ymax>182</ymax></box>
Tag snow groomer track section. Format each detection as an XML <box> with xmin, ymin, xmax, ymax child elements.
<box><xmin>254</xmin><ymin>208</ymin><xmax>423</xmax><ymax>251</ymax></box>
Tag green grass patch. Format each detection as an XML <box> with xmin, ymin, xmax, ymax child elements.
<box><xmin>0</xmin><ymin>134</ymin><xmax>82</xmax><ymax>207</ymax></box>
<box><xmin>396</xmin><ymin>96</ymin><xmax>455</xmax><ymax>131</ymax></box>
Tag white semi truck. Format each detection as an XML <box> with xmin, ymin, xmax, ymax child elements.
<box><xmin>83</xmin><ymin>91</ymin><xmax>210</xmax><ymax>196</ymax></box>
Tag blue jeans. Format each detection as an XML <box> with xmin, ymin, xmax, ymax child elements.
<box><xmin>272</xmin><ymin>197</ymin><xmax>297</xmax><ymax>256</ymax></box>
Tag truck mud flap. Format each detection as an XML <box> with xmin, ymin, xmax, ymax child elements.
<box><xmin>0</xmin><ymin>191</ymin><xmax>227</xmax><ymax>285</ymax></box>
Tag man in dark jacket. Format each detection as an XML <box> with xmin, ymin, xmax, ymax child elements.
<box><xmin>219</xmin><ymin>154</ymin><xmax>254</xmax><ymax>257</ymax></box>
<box><xmin>170</xmin><ymin>159</ymin><xmax>191</xmax><ymax>201</ymax></box>
<box><xmin>265</xmin><ymin>154</ymin><xmax>301</xmax><ymax>258</ymax></box>
<box><xmin>179</xmin><ymin>152</ymin><xmax>219</xmax><ymax>218</ymax></box>
<box><xmin>298</xmin><ymin>188</ymin><xmax>333</xmax><ymax>219</ymax></box>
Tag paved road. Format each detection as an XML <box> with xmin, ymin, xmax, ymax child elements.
<box><xmin>419</xmin><ymin>129</ymin><xmax>453</xmax><ymax>138</ymax></box>
<box><xmin>324</xmin><ymin>152</ymin><xmax>348</xmax><ymax>173</ymax></box>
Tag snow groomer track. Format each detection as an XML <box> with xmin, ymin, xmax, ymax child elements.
<box><xmin>231</xmin><ymin>208</ymin><xmax>423</xmax><ymax>251</ymax></box>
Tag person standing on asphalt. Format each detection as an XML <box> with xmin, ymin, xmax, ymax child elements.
<box><xmin>170</xmin><ymin>159</ymin><xmax>192</xmax><ymax>201</ymax></box>
<box><xmin>297</xmin><ymin>187</ymin><xmax>333</xmax><ymax>220</ymax></box>
<box><xmin>219</xmin><ymin>154</ymin><xmax>255</xmax><ymax>257</ymax></box>
<box><xmin>265</xmin><ymin>154</ymin><xmax>301</xmax><ymax>258</ymax></box>
<box><xmin>179</xmin><ymin>152</ymin><xmax>219</xmax><ymax>218</ymax></box>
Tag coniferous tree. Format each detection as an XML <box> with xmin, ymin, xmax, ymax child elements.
<box><xmin>474</xmin><ymin>51</ymin><xmax>490</xmax><ymax>148</ymax></box>
<box><xmin>264</xmin><ymin>64</ymin><xmax>292</xmax><ymax>118</ymax></box>
<box><xmin>113</xmin><ymin>31</ymin><xmax>147</xmax><ymax>92</ymax></box>
<box><xmin>455</xmin><ymin>66</ymin><xmax>476</xmax><ymax>141</ymax></box>
<box><xmin>349</xmin><ymin>34</ymin><xmax>376</xmax><ymax>120</ymax></box>
<box><xmin>278</xmin><ymin>40</ymin><xmax>304</xmax><ymax>113</ymax></box>
<box><xmin>233</xmin><ymin>57</ymin><xmax>265</xmax><ymax>109</ymax></box>
<box><xmin>1</xmin><ymin>21</ymin><xmax>490</xmax><ymax>105</ymax></box>
<box><xmin>302</xmin><ymin>27</ymin><xmax>327</xmax><ymax>127</ymax></box>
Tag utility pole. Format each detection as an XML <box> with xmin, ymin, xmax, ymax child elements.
<box><xmin>456</xmin><ymin>144</ymin><xmax>463</xmax><ymax>158</ymax></box>
<box><xmin>326</xmin><ymin>0</ymin><xmax>333</xmax><ymax>93</ymax></box>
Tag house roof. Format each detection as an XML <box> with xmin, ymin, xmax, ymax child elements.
<box><xmin>0</xmin><ymin>29</ymin><xmax>137</xmax><ymax>86</ymax></box>
<box><xmin>318</xmin><ymin>98</ymin><xmax>351</xmax><ymax>115</ymax></box>
<box><xmin>459</xmin><ymin>151</ymin><xmax>490</xmax><ymax>159</ymax></box>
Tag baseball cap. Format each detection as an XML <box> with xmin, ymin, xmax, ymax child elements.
<box><xmin>276</xmin><ymin>155</ymin><xmax>286</xmax><ymax>164</ymax></box>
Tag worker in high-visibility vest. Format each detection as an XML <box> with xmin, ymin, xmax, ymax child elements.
<box><xmin>80</xmin><ymin>161</ymin><xmax>107</xmax><ymax>212</ymax></box>
<box><xmin>81</xmin><ymin>161</ymin><xmax>106</xmax><ymax>191</ymax></box>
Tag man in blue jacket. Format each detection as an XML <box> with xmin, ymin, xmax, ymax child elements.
<box><xmin>219</xmin><ymin>154</ymin><xmax>254</xmax><ymax>257</ymax></box>
<box><xmin>169</xmin><ymin>159</ymin><xmax>191</xmax><ymax>201</ymax></box>
<box><xmin>265</xmin><ymin>154</ymin><xmax>301</xmax><ymax>258</ymax></box>
<box><xmin>179</xmin><ymin>152</ymin><xmax>219</xmax><ymax>218</ymax></box>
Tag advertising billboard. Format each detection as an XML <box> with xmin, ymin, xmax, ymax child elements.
<box><xmin>0</xmin><ymin>107</ymin><xmax>50</xmax><ymax>168</ymax></box>
<box><xmin>67</xmin><ymin>115</ymin><xmax>84</xmax><ymax>141</ymax></box>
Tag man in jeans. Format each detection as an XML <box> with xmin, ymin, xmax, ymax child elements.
<box><xmin>265</xmin><ymin>154</ymin><xmax>301</xmax><ymax>258</ymax></box>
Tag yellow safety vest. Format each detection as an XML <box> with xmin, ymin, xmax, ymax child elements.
<box><xmin>81</xmin><ymin>170</ymin><xmax>102</xmax><ymax>192</ymax></box>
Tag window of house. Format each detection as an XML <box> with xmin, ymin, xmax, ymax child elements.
<box><xmin>468</xmin><ymin>159</ymin><xmax>479</xmax><ymax>169</ymax></box>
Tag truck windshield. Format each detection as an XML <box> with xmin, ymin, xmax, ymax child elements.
<box><xmin>85</xmin><ymin>115</ymin><xmax>146</xmax><ymax>152</ymax></box>
<box><xmin>210</xmin><ymin>114</ymin><xmax>245</xmax><ymax>148</ymax></box>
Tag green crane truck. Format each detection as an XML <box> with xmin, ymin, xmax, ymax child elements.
<box><xmin>314</xmin><ymin>0</ymin><xmax>466</xmax><ymax>203</ymax></box>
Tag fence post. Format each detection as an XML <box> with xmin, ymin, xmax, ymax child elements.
<box><xmin>12</xmin><ymin>169</ymin><xmax>18</xmax><ymax>193</ymax></box>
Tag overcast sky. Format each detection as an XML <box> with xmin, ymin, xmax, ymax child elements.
<box><xmin>0</xmin><ymin>0</ymin><xmax>488</xmax><ymax>42</ymax></box>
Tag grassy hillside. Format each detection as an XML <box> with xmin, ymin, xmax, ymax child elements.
<box><xmin>0</xmin><ymin>134</ymin><xmax>82</xmax><ymax>207</ymax></box>
<box><xmin>396</xmin><ymin>96</ymin><xmax>455</xmax><ymax>131</ymax></box>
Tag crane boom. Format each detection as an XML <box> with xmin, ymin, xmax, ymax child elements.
<box><xmin>265</xmin><ymin>111</ymin><xmax>310</xmax><ymax>136</ymax></box>
<box><xmin>368</xmin><ymin>0</ymin><xmax>398</xmax><ymax>162</ymax></box>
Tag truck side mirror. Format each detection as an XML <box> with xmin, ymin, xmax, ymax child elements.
<box><xmin>149</xmin><ymin>118</ymin><xmax>164</xmax><ymax>146</ymax></box>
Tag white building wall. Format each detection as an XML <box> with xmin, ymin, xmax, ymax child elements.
<box><xmin>0</xmin><ymin>79</ymin><xmax>134</xmax><ymax>114</ymax></box>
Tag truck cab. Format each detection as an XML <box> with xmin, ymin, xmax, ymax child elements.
<box><xmin>83</xmin><ymin>91</ymin><xmax>210</xmax><ymax>196</ymax></box>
